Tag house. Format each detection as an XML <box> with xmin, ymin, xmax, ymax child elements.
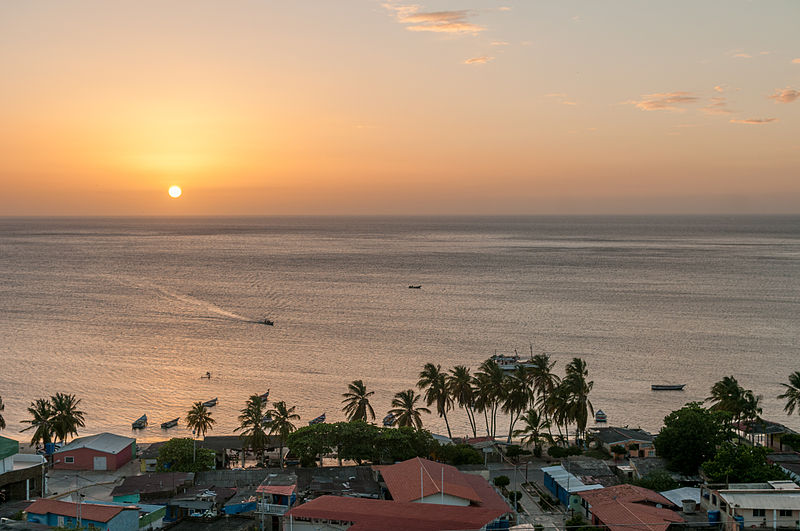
<box><xmin>138</xmin><ymin>441</ymin><xmax>167</xmax><ymax>473</ymax></box>
<box><xmin>577</xmin><ymin>484</ymin><xmax>684</xmax><ymax>531</ymax></box>
<box><xmin>284</xmin><ymin>457</ymin><xmax>513</xmax><ymax>530</ymax></box>
<box><xmin>766</xmin><ymin>452</ymin><xmax>800</xmax><ymax>482</ymax></box>
<box><xmin>590</xmin><ymin>427</ymin><xmax>656</xmax><ymax>457</ymax></box>
<box><xmin>542</xmin><ymin>465</ymin><xmax>604</xmax><ymax>512</ymax></box>
<box><xmin>52</xmin><ymin>433</ymin><xmax>136</xmax><ymax>471</ymax></box>
<box><xmin>562</xmin><ymin>456</ymin><xmax>618</xmax><ymax>487</ymax></box>
<box><xmin>0</xmin><ymin>435</ymin><xmax>47</xmax><ymax>501</ymax></box>
<box><xmin>111</xmin><ymin>472</ymin><xmax>194</xmax><ymax>503</ymax></box>
<box><xmin>84</xmin><ymin>501</ymin><xmax>167</xmax><ymax>531</ymax></box>
<box><xmin>297</xmin><ymin>466</ymin><xmax>381</xmax><ymax>500</ymax></box>
<box><xmin>736</xmin><ymin>420</ymin><xmax>799</xmax><ymax>451</ymax></box>
<box><xmin>700</xmin><ymin>481</ymin><xmax>800</xmax><ymax>530</ymax></box>
<box><xmin>25</xmin><ymin>498</ymin><xmax>139</xmax><ymax>530</ymax></box>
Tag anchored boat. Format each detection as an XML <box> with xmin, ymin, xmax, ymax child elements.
<box><xmin>131</xmin><ymin>415</ymin><xmax>147</xmax><ymax>429</ymax></box>
<box><xmin>202</xmin><ymin>398</ymin><xmax>218</xmax><ymax>408</ymax></box>
<box><xmin>161</xmin><ymin>418</ymin><xmax>179</xmax><ymax>429</ymax></box>
<box><xmin>651</xmin><ymin>384</ymin><xmax>686</xmax><ymax>391</ymax></box>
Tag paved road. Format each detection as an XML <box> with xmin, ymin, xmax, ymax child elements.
<box><xmin>488</xmin><ymin>461</ymin><xmax>565</xmax><ymax>530</ymax></box>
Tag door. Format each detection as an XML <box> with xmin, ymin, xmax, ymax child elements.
<box><xmin>93</xmin><ymin>456</ymin><xmax>107</xmax><ymax>470</ymax></box>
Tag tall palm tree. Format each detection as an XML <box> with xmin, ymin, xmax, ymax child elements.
<box><xmin>502</xmin><ymin>366</ymin><xmax>533</xmax><ymax>442</ymax></box>
<box><xmin>341</xmin><ymin>380</ymin><xmax>376</xmax><ymax>422</ymax></box>
<box><xmin>475</xmin><ymin>359</ymin><xmax>506</xmax><ymax>438</ymax></box>
<box><xmin>389</xmin><ymin>389</ymin><xmax>430</xmax><ymax>430</ymax></box>
<box><xmin>50</xmin><ymin>393</ymin><xmax>86</xmax><ymax>444</ymax></box>
<box><xmin>544</xmin><ymin>382</ymin><xmax>572</xmax><ymax>445</ymax></box>
<box><xmin>186</xmin><ymin>402</ymin><xmax>216</xmax><ymax>439</ymax></box>
<box><xmin>266</xmin><ymin>401</ymin><xmax>300</xmax><ymax>468</ymax></box>
<box><xmin>448</xmin><ymin>366</ymin><xmax>477</xmax><ymax>437</ymax></box>
<box><xmin>417</xmin><ymin>363</ymin><xmax>454</xmax><ymax>438</ymax></box>
<box><xmin>513</xmin><ymin>408</ymin><xmax>552</xmax><ymax>455</ymax></box>
<box><xmin>778</xmin><ymin>372</ymin><xmax>800</xmax><ymax>416</ymax></box>
<box><xmin>741</xmin><ymin>390</ymin><xmax>763</xmax><ymax>444</ymax></box>
<box><xmin>0</xmin><ymin>396</ymin><xmax>5</xmax><ymax>430</ymax></box>
<box><xmin>235</xmin><ymin>395</ymin><xmax>268</xmax><ymax>467</ymax></box>
<box><xmin>20</xmin><ymin>398</ymin><xmax>54</xmax><ymax>447</ymax></box>
<box><xmin>530</xmin><ymin>353</ymin><xmax>560</xmax><ymax>440</ymax></box>
<box><xmin>564</xmin><ymin>358</ymin><xmax>593</xmax><ymax>444</ymax></box>
<box><xmin>707</xmin><ymin>376</ymin><xmax>746</xmax><ymax>420</ymax></box>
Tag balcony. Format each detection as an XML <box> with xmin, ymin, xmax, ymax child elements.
<box><xmin>258</xmin><ymin>502</ymin><xmax>289</xmax><ymax>516</ymax></box>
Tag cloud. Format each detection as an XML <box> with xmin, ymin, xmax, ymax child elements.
<box><xmin>793</xmin><ymin>58</ymin><xmax>800</xmax><ymax>64</ymax></box>
<box><xmin>702</xmin><ymin>97</ymin><xmax>734</xmax><ymax>115</ymax></box>
<box><xmin>498</xmin><ymin>6</ymin><xmax>511</xmax><ymax>11</ymax></box>
<box><xmin>729</xmin><ymin>118</ymin><xmax>777</xmax><ymax>125</ymax></box>
<box><xmin>383</xmin><ymin>4</ymin><xmax>485</xmax><ymax>34</ymax></box>
<box><xmin>464</xmin><ymin>56</ymin><xmax>493</xmax><ymax>64</ymax></box>
<box><xmin>627</xmin><ymin>92</ymin><xmax>699</xmax><ymax>112</ymax></box>
<box><xmin>545</xmin><ymin>93</ymin><xmax>578</xmax><ymax>105</ymax></box>
<box><xmin>769</xmin><ymin>87</ymin><xmax>800</xmax><ymax>104</ymax></box>
<box><xmin>490</xmin><ymin>41</ymin><xmax>510</xmax><ymax>46</ymax></box>
<box><xmin>733</xmin><ymin>53</ymin><xmax>752</xmax><ymax>58</ymax></box>
<box><xmin>714</xmin><ymin>85</ymin><xmax>725</xmax><ymax>93</ymax></box>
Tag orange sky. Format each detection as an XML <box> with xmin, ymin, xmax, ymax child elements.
<box><xmin>1</xmin><ymin>1</ymin><xmax>799</xmax><ymax>215</ymax></box>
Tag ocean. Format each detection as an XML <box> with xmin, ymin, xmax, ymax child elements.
<box><xmin>1</xmin><ymin>216</ymin><xmax>798</xmax><ymax>442</ymax></box>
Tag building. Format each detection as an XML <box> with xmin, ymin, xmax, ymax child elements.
<box><xmin>284</xmin><ymin>457</ymin><xmax>512</xmax><ymax>530</ymax></box>
<box><xmin>562</xmin><ymin>456</ymin><xmax>618</xmax><ymax>487</ymax></box>
<box><xmin>578</xmin><ymin>484</ymin><xmax>684</xmax><ymax>531</ymax></box>
<box><xmin>111</xmin><ymin>472</ymin><xmax>194</xmax><ymax>503</ymax></box>
<box><xmin>736</xmin><ymin>420</ymin><xmax>799</xmax><ymax>452</ymax></box>
<box><xmin>542</xmin><ymin>465</ymin><xmax>604</xmax><ymax>512</ymax></box>
<box><xmin>590</xmin><ymin>427</ymin><xmax>657</xmax><ymax>457</ymax></box>
<box><xmin>767</xmin><ymin>452</ymin><xmax>800</xmax><ymax>482</ymax></box>
<box><xmin>52</xmin><ymin>433</ymin><xmax>136</xmax><ymax>471</ymax></box>
<box><xmin>138</xmin><ymin>441</ymin><xmax>167</xmax><ymax>473</ymax></box>
<box><xmin>25</xmin><ymin>498</ymin><xmax>139</xmax><ymax>530</ymax></box>
<box><xmin>701</xmin><ymin>481</ymin><xmax>800</xmax><ymax>530</ymax></box>
<box><xmin>84</xmin><ymin>501</ymin><xmax>167</xmax><ymax>531</ymax></box>
<box><xmin>0</xmin><ymin>435</ymin><xmax>47</xmax><ymax>501</ymax></box>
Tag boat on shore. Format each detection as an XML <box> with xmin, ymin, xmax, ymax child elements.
<box><xmin>259</xmin><ymin>390</ymin><xmax>270</xmax><ymax>402</ymax></box>
<box><xmin>490</xmin><ymin>353</ymin><xmax>536</xmax><ymax>372</ymax></box>
<box><xmin>161</xmin><ymin>418</ymin><xmax>179</xmax><ymax>429</ymax></box>
<box><xmin>131</xmin><ymin>415</ymin><xmax>147</xmax><ymax>429</ymax></box>
<box><xmin>202</xmin><ymin>398</ymin><xmax>218</xmax><ymax>408</ymax></box>
<box><xmin>595</xmin><ymin>410</ymin><xmax>607</xmax><ymax>423</ymax></box>
<box><xmin>408</xmin><ymin>285</ymin><xmax>421</xmax><ymax>289</ymax></box>
<box><xmin>651</xmin><ymin>384</ymin><xmax>686</xmax><ymax>391</ymax></box>
<box><xmin>382</xmin><ymin>413</ymin><xmax>395</xmax><ymax>427</ymax></box>
<box><xmin>308</xmin><ymin>413</ymin><xmax>326</xmax><ymax>425</ymax></box>
<box><xmin>262</xmin><ymin>414</ymin><xmax>273</xmax><ymax>426</ymax></box>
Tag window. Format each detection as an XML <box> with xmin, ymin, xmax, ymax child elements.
<box><xmin>711</xmin><ymin>495</ymin><xmax>717</xmax><ymax>506</ymax></box>
<box><xmin>720</xmin><ymin>502</ymin><xmax>727</xmax><ymax>510</ymax></box>
<box><xmin>64</xmin><ymin>456</ymin><xmax>74</xmax><ymax>464</ymax></box>
<box><xmin>779</xmin><ymin>510</ymin><xmax>792</xmax><ymax>517</ymax></box>
<box><xmin>753</xmin><ymin>509</ymin><xmax>766</xmax><ymax>517</ymax></box>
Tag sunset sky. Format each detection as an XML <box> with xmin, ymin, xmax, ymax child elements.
<box><xmin>1</xmin><ymin>1</ymin><xmax>798</xmax><ymax>215</ymax></box>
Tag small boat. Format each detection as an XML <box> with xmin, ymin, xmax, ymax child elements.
<box><xmin>131</xmin><ymin>414</ymin><xmax>147</xmax><ymax>429</ymax></box>
<box><xmin>308</xmin><ymin>413</ymin><xmax>326</xmax><ymax>425</ymax></box>
<box><xmin>263</xmin><ymin>319</ymin><xmax>274</xmax><ymax>326</ymax></box>
<box><xmin>595</xmin><ymin>410</ymin><xmax>607</xmax><ymax>423</ymax></box>
<box><xmin>651</xmin><ymin>384</ymin><xmax>686</xmax><ymax>391</ymax></box>
<box><xmin>408</xmin><ymin>285</ymin><xmax>421</xmax><ymax>289</ymax></box>
<box><xmin>382</xmin><ymin>413</ymin><xmax>395</xmax><ymax>427</ymax></box>
<box><xmin>259</xmin><ymin>390</ymin><xmax>270</xmax><ymax>402</ymax></box>
<box><xmin>490</xmin><ymin>353</ymin><xmax>536</xmax><ymax>372</ymax></box>
<box><xmin>161</xmin><ymin>418</ymin><xmax>179</xmax><ymax>429</ymax></box>
<box><xmin>262</xmin><ymin>414</ymin><xmax>273</xmax><ymax>426</ymax></box>
<box><xmin>202</xmin><ymin>398</ymin><xmax>218</xmax><ymax>408</ymax></box>
<box><xmin>201</xmin><ymin>372</ymin><xmax>211</xmax><ymax>379</ymax></box>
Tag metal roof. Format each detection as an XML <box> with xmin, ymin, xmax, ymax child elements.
<box><xmin>542</xmin><ymin>465</ymin><xmax>604</xmax><ymax>493</ymax></box>
<box><xmin>660</xmin><ymin>487</ymin><xmax>701</xmax><ymax>507</ymax></box>
<box><xmin>0</xmin><ymin>436</ymin><xmax>19</xmax><ymax>460</ymax></box>
<box><xmin>719</xmin><ymin>491</ymin><xmax>800</xmax><ymax>510</ymax></box>
<box><xmin>54</xmin><ymin>432</ymin><xmax>135</xmax><ymax>455</ymax></box>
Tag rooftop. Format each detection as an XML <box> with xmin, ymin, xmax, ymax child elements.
<box><xmin>54</xmin><ymin>433</ymin><xmax>135</xmax><ymax>455</ymax></box>
<box><xmin>25</xmin><ymin>499</ymin><xmax>133</xmax><ymax>523</ymax></box>
<box><xmin>591</xmin><ymin>427</ymin><xmax>655</xmax><ymax>445</ymax></box>
<box><xmin>374</xmin><ymin>457</ymin><xmax>481</xmax><ymax>504</ymax></box>
<box><xmin>296</xmin><ymin>466</ymin><xmax>380</xmax><ymax>499</ymax></box>
<box><xmin>0</xmin><ymin>436</ymin><xmax>19</xmax><ymax>461</ymax></box>
<box><xmin>719</xmin><ymin>491</ymin><xmax>800</xmax><ymax>510</ymax></box>
<box><xmin>111</xmin><ymin>472</ymin><xmax>194</xmax><ymax>497</ymax></box>
<box><xmin>736</xmin><ymin>419</ymin><xmax>798</xmax><ymax>436</ymax></box>
<box><xmin>579</xmin><ymin>484</ymin><xmax>684</xmax><ymax>531</ymax></box>
<box><xmin>256</xmin><ymin>471</ymin><xmax>297</xmax><ymax>495</ymax></box>
<box><xmin>660</xmin><ymin>487</ymin><xmax>702</xmax><ymax>507</ymax></box>
<box><xmin>139</xmin><ymin>441</ymin><xmax>168</xmax><ymax>460</ymax></box>
<box><xmin>542</xmin><ymin>465</ymin><xmax>605</xmax><ymax>494</ymax></box>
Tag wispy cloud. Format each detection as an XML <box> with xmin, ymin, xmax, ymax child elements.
<box><xmin>714</xmin><ymin>85</ymin><xmax>725</xmax><ymax>93</ymax></box>
<box><xmin>769</xmin><ymin>87</ymin><xmax>800</xmax><ymax>104</ymax></box>
<box><xmin>545</xmin><ymin>93</ymin><xmax>577</xmax><ymax>106</ymax></box>
<box><xmin>733</xmin><ymin>53</ymin><xmax>752</xmax><ymax>59</ymax></box>
<box><xmin>383</xmin><ymin>4</ymin><xmax>485</xmax><ymax>34</ymax></box>
<box><xmin>626</xmin><ymin>92</ymin><xmax>699</xmax><ymax>112</ymax></box>
<box><xmin>793</xmin><ymin>58</ymin><xmax>800</xmax><ymax>64</ymax></box>
<box><xmin>702</xmin><ymin>97</ymin><xmax>734</xmax><ymax>115</ymax></box>
<box><xmin>464</xmin><ymin>56</ymin><xmax>493</xmax><ymax>65</ymax></box>
<box><xmin>490</xmin><ymin>41</ymin><xmax>510</xmax><ymax>46</ymax></box>
<box><xmin>730</xmin><ymin>118</ymin><xmax>777</xmax><ymax>125</ymax></box>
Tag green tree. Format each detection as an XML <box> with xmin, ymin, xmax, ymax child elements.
<box><xmin>474</xmin><ymin>359</ymin><xmax>506</xmax><ymax>437</ymax></box>
<box><xmin>448</xmin><ymin>366</ymin><xmax>477</xmax><ymax>438</ymax></box>
<box><xmin>514</xmin><ymin>408</ymin><xmax>551</xmax><ymax>457</ymax></box>
<box><xmin>156</xmin><ymin>437</ymin><xmax>215</xmax><ymax>473</ymax></box>
<box><xmin>564</xmin><ymin>358</ymin><xmax>593</xmax><ymax>444</ymax></box>
<box><xmin>654</xmin><ymin>402</ymin><xmax>730</xmax><ymax>475</ymax></box>
<box><xmin>436</xmin><ymin>443</ymin><xmax>483</xmax><ymax>465</ymax></box>
<box><xmin>632</xmin><ymin>470</ymin><xmax>679</xmax><ymax>491</ymax></box>
<box><xmin>0</xmin><ymin>396</ymin><xmax>5</xmax><ymax>430</ymax></box>
<box><xmin>50</xmin><ymin>393</ymin><xmax>86</xmax><ymax>444</ymax></box>
<box><xmin>503</xmin><ymin>366</ymin><xmax>533</xmax><ymax>442</ymax></box>
<box><xmin>530</xmin><ymin>353</ymin><xmax>560</xmax><ymax>441</ymax></box>
<box><xmin>389</xmin><ymin>389</ymin><xmax>430</xmax><ymax>430</ymax></box>
<box><xmin>286</xmin><ymin>423</ymin><xmax>336</xmax><ymax>466</ymax></box>
<box><xmin>235</xmin><ymin>395</ymin><xmax>269</xmax><ymax>466</ymax></box>
<box><xmin>494</xmin><ymin>475</ymin><xmax>510</xmax><ymax>488</ymax></box>
<box><xmin>20</xmin><ymin>398</ymin><xmax>54</xmax><ymax>446</ymax></box>
<box><xmin>378</xmin><ymin>426</ymin><xmax>438</xmax><ymax>462</ymax></box>
<box><xmin>418</xmin><ymin>363</ymin><xmax>454</xmax><ymax>438</ymax></box>
<box><xmin>266</xmin><ymin>401</ymin><xmax>300</xmax><ymax>468</ymax></box>
<box><xmin>341</xmin><ymin>380</ymin><xmax>375</xmax><ymax>422</ymax></box>
<box><xmin>702</xmin><ymin>442</ymin><xmax>788</xmax><ymax>483</ymax></box>
<box><xmin>610</xmin><ymin>444</ymin><xmax>626</xmax><ymax>461</ymax></box>
<box><xmin>186</xmin><ymin>402</ymin><xmax>215</xmax><ymax>439</ymax></box>
<box><xmin>778</xmin><ymin>372</ymin><xmax>800</xmax><ymax>416</ymax></box>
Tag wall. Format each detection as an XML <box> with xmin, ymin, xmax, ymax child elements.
<box><xmin>283</xmin><ymin>519</ymin><xmax>349</xmax><ymax>531</ymax></box>
<box><xmin>415</xmin><ymin>493</ymin><xmax>470</xmax><ymax>506</ymax></box>
<box><xmin>53</xmin><ymin>443</ymin><xmax>132</xmax><ymax>470</ymax></box>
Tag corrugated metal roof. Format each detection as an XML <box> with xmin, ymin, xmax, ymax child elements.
<box><xmin>542</xmin><ymin>465</ymin><xmax>605</xmax><ymax>493</ymax></box>
<box><xmin>0</xmin><ymin>436</ymin><xmax>19</xmax><ymax>460</ymax></box>
<box><xmin>54</xmin><ymin>432</ymin><xmax>135</xmax><ymax>455</ymax></box>
<box><xmin>720</xmin><ymin>492</ymin><xmax>800</xmax><ymax>510</ymax></box>
<box><xmin>659</xmin><ymin>487</ymin><xmax>701</xmax><ymax>507</ymax></box>
<box><xmin>25</xmin><ymin>499</ymin><xmax>132</xmax><ymax>523</ymax></box>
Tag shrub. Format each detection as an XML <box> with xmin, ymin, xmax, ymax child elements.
<box><xmin>494</xmin><ymin>475</ymin><xmax>510</xmax><ymax>488</ymax></box>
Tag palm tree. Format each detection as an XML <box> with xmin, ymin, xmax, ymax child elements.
<box><xmin>502</xmin><ymin>366</ymin><xmax>533</xmax><ymax>442</ymax></box>
<box><xmin>0</xmin><ymin>396</ymin><xmax>5</xmax><ymax>430</ymax></box>
<box><xmin>564</xmin><ymin>358</ymin><xmax>593</xmax><ymax>444</ymax></box>
<box><xmin>235</xmin><ymin>395</ymin><xmax>268</xmax><ymax>467</ymax></box>
<box><xmin>49</xmin><ymin>393</ymin><xmax>86</xmax><ymax>444</ymax></box>
<box><xmin>707</xmin><ymin>376</ymin><xmax>746</xmax><ymax>420</ymax></box>
<box><xmin>530</xmin><ymin>353</ymin><xmax>560</xmax><ymax>440</ymax></box>
<box><xmin>544</xmin><ymin>382</ymin><xmax>572</xmax><ymax>445</ymax></box>
<box><xmin>389</xmin><ymin>389</ymin><xmax>430</xmax><ymax>430</ymax></box>
<box><xmin>741</xmin><ymin>390</ymin><xmax>763</xmax><ymax>444</ymax></box>
<box><xmin>266</xmin><ymin>401</ymin><xmax>299</xmax><ymax>468</ymax></box>
<box><xmin>186</xmin><ymin>402</ymin><xmax>216</xmax><ymax>439</ymax></box>
<box><xmin>418</xmin><ymin>363</ymin><xmax>454</xmax><ymax>438</ymax></box>
<box><xmin>778</xmin><ymin>372</ymin><xmax>800</xmax><ymax>416</ymax></box>
<box><xmin>341</xmin><ymin>380</ymin><xmax>376</xmax><ymax>422</ymax></box>
<box><xmin>448</xmin><ymin>366</ymin><xmax>477</xmax><ymax>437</ymax></box>
<box><xmin>475</xmin><ymin>359</ymin><xmax>506</xmax><ymax>438</ymax></box>
<box><xmin>20</xmin><ymin>398</ymin><xmax>54</xmax><ymax>447</ymax></box>
<box><xmin>514</xmin><ymin>408</ymin><xmax>552</xmax><ymax>456</ymax></box>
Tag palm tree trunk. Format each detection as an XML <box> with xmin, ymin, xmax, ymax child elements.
<box><xmin>442</xmin><ymin>411</ymin><xmax>453</xmax><ymax>439</ymax></box>
<box><xmin>466</xmin><ymin>406</ymin><xmax>477</xmax><ymax>438</ymax></box>
<box><xmin>483</xmin><ymin>409</ymin><xmax>490</xmax><ymax>436</ymax></box>
<box><xmin>507</xmin><ymin>411</ymin><xmax>518</xmax><ymax>443</ymax></box>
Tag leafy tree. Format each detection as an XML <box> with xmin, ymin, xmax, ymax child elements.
<box><xmin>514</xmin><ymin>408</ymin><xmax>552</xmax><ymax>456</ymax></box>
<box><xmin>778</xmin><ymin>372</ymin><xmax>800</xmax><ymax>416</ymax></box>
<box><xmin>780</xmin><ymin>433</ymin><xmax>800</xmax><ymax>452</ymax></box>
<box><xmin>448</xmin><ymin>366</ymin><xmax>477</xmax><ymax>437</ymax></box>
<box><xmin>632</xmin><ymin>470</ymin><xmax>679</xmax><ymax>491</ymax></box>
<box><xmin>494</xmin><ymin>475</ymin><xmax>510</xmax><ymax>488</ymax></box>
<box><xmin>341</xmin><ymin>380</ymin><xmax>375</xmax><ymax>422</ymax></box>
<box><xmin>49</xmin><ymin>393</ymin><xmax>86</xmax><ymax>443</ymax></box>
<box><xmin>436</xmin><ymin>443</ymin><xmax>483</xmax><ymax>465</ymax></box>
<box><xmin>156</xmin><ymin>437</ymin><xmax>215</xmax><ymax>473</ymax></box>
<box><xmin>235</xmin><ymin>395</ymin><xmax>269</xmax><ymax>466</ymax></box>
<box><xmin>503</xmin><ymin>366</ymin><xmax>533</xmax><ymax>442</ymax></box>
<box><xmin>379</xmin><ymin>426</ymin><xmax>438</xmax><ymax>462</ymax></box>
<box><xmin>702</xmin><ymin>442</ymin><xmax>788</xmax><ymax>483</ymax></box>
<box><xmin>266</xmin><ymin>401</ymin><xmax>300</xmax><ymax>468</ymax></box>
<box><xmin>0</xmin><ymin>396</ymin><xmax>5</xmax><ymax>430</ymax></box>
<box><xmin>418</xmin><ymin>363</ymin><xmax>454</xmax><ymax>438</ymax></box>
<box><xmin>20</xmin><ymin>398</ymin><xmax>54</xmax><ymax>446</ymax></box>
<box><xmin>389</xmin><ymin>389</ymin><xmax>430</xmax><ymax>430</ymax></box>
<box><xmin>564</xmin><ymin>358</ymin><xmax>594</xmax><ymax>443</ymax></box>
<box><xmin>654</xmin><ymin>402</ymin><xmax>730</xmax><ymax>475</ymax></box>
<box><xmin>610</xmin><ymin>444</ymin><xmax>626</xmax><ymax>461</ymax></box>
<box><xmin>530</xmin><ymin>353</ymin><xmax>560</xmax><ymax>442</ymax></box>
<box><xmin>547</xmin><ymin>445</ymin><xmax>583</xmax><ymax>458</ymax></box>
<box><xmin>286</xmin><ymin>423</ymin><xmax>336</xmax><ymax>466</ymax></box>
<box><xmin>186</xmin><ymin>402</ymin><xmax>215</xmax><ymax>439</ymax></box>
<box><xmin>474</xmin><ymin>359</ymin><xmax>506</xmax><ymax>437</ymax></box>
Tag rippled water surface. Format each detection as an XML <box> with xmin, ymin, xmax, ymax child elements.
<box><xmin>1</xmin><ymin>216</ymin><xmax>798</xmax><ymax>441</ymax></box>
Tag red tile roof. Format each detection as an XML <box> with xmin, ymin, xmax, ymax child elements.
<box><xmin>579</xmin><ymin>485</ymin><xmax>684</xmax><ymax>531</ymax></box>
<box><xmin>373</xmin><ymin>457</ymin><xmax>481</xmax><ymax>504</ymax></box>
<box><xmin>286</xmin><ymin>495</ymin><xmax>507</xmax><ymax>531</ymax></box>
<box><xmin>26</xmin><ymin>499</ymin><xmax>132</xmax><ymax>523</ymax></box>
<box><xmin>257</xmin><ymin>484</ymin><xmax>296</xmax><ymax>496</ymax></box>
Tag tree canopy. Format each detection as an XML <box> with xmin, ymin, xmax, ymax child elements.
<box><xmin>654</xmin><ymin>402</ymin><xmax>730</xmax><ymax>475</ymax></box>
<box><xmin>156</xmin><ymin>438</ymin><xmax>215</xmax><ymax>473</ymax></box>
<box><xmin>702</xmin><ymin>443</ymin><xmax>787</xmax><ymax>483</ymax></box>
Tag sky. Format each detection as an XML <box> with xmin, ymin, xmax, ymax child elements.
<box><xmin>1</xmin><ymin>1</ymin><xmax>798</xmax><ymax>215</ymax></box>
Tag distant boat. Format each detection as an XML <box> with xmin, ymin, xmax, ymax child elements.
<box><xmin>201</xmin><ymin>372</ymin><xmax>211</xmax><ymax>379</ymax></box>
<box><xmin>408</xmin><ymin>285</ymin><xmax>422</xmax><ymax>289</ymax></box>
<box><xmin>131</xmin><ymin>414</ymin><xmax>147</xmax><ymax>429</ymax></box>
<box><xmin>651</xmin><ymin>384</ymin><xmax>686</xmax><ymax>391</ymax></box>
<box><xmin>490</xmin><ymin>353</ymin><xmax>536</xmax><ymax>372</ymax></box>
<box><xmin>259</xmin><ymin>390</ymin><xmax>270</xmax><ymax>402</ymax></box>
<box><xmin>595</xmin><ymin>410</ymin><xmax>607</xmax><ymax>423</ymax></box>
<box><xmin>202</xmin><ymin>398</ymin><xmax>218</xmax><ymax>408</ymax></box>
<box><xmin>263</xmin><ymin>319</ymin><xmax>274</xmax><ymax>326</ymax></box>
<box><xmin>262</xmin><ymin>414</ymin><xmax>273</xmax><ymax>426</ymax></box>
<box><xmin>382</xmin><ymin>413</ymin><xmax>395</xmax><ymax>427</ymax></box>
<box><xmin>308</xmin><ymin>413</ymin><xmax>326</xmax><ymax>425</ymax></box>
<box><xmin>161</xmin><ymin>418</ymin><xmax>179</xmax><ymax>429</ymax></box>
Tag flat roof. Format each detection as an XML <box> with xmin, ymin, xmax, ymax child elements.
<box><xmin>719</xmin><ymin>491</ymin><xmax>800</xmax><ymax>510</ymax></box>
<box><xmin>542</xmin><ymin>465</ymin><xmax>604</xmax><ymax>494</ymax></box>
<box><xmin>55</xmin><ymin>433</ymin><xmax>135</xmax><ymax>455</ymax></box>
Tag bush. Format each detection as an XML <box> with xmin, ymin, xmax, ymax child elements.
<box><xmin>633</xmin><ymin>470</ymin><xmax>679</xmax><ymax>492</ymax></box>
<box><xmin>508</xmin><ymin>490</ymin><xmax>523</xmax><ymax>502</ymax></box>
<box><xmin>548</xmin><ymin>445</ymin><xmax>583</xmax><ymax>458</ymax></box>
<box><xmin>436</xmin><ymin>444</ymin><xmax>483</xmax><ymax>466</ymax></box>
<box><xmin>494</xmin><ymin>475</ymin><xmax>510</xmax><ymax>488</ymax></box>
<box><xmin>506</xmin><ymin>445</ymin><xmax>531</xmax><ymax>460</ymax></box>
<box><xmin>610</xmin><ymin>444</ymin><xmax>626</xmax><ymax>456</ymax></box>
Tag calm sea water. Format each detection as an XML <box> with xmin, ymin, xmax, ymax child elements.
<box><xmin>1</xmin><ymin>216</ymin><xmax>798</xmax><ymax>442</ymax></box>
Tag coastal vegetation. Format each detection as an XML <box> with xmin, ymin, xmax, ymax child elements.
<box><xmin>701</xmin><ymin>442</ymin><xmax>787</xmax><ymax>483</ymax></box>
<box><xmin>341</xmin><ymin>380</ymin><xmax>375</xmax><ymax>422</ymax></box>
<box><xmin>264</xmin><ymin>401</ymin><xmax>300</xmax><ymax>468</ymax></box>
<box><xmin>0</xmin><ymin>396</ymin><xmax>5</xmax><ymax>430</ymax></box>
<box><xmin>654</xmin><ymin>402</ymin><xmax>730</xmax><ymax>475</ymax></box>
<box><xmin>778</xmin><ymin>371</ymin><xmax>800</xmax><ymax>416</ymax></box>
<box><xmin>20</xmin><ymin>393</ymin><xmax>85</xmax><ymax>446</ymax></box>
<box><xmin>388</xmin><ymin>389</ymin><xmax>430</xmax><ymax>429</ymax></box>
<box><xmin>156</xmin><ymin>437</ymin><xmax>215</xmax><ymax>473</ymax></box>
<box><xmin>186</xmin><ymin>402</ymin><xmax>215</xmax><ymax>439</ymax></box>
<box><xmin>235</xmin><ymin>395</ymin><xmax>269</xmax><ymax>466</ymax></box>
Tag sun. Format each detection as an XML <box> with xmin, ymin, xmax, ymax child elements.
<box><xmin>168</xmin><ymin>185</ymin><xmax>182</xmax><ymax>198</ymax></box>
